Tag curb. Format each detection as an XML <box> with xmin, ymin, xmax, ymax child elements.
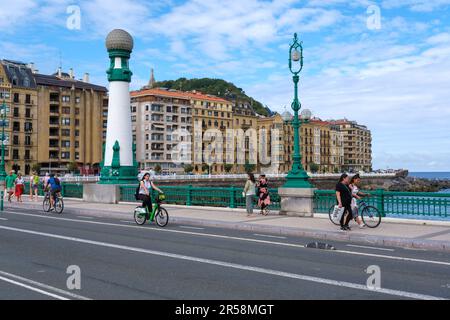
<box><xmin>4</xmin><ymin>201</ymin><xmax>450</xmax><ymax>253</ymax></box>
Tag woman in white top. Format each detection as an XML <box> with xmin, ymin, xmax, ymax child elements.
<box><xmin>15</xmin><ymin>173</ymin><xmax>25</xmax><ymax>203</ymax></box>
<box><xmin>139</xmin><ymin>172</ymin><xmax>163</xmax><ymax>214</ymax></box>
<box><xmin>243</xmin><ymin>173</ymin><xmax>256</xmax><ymax>217</ymax></box>
<box><xmin>349</xmin><ymin>174</ymin><xmax>369</xmax><ymax>228</ymax></box>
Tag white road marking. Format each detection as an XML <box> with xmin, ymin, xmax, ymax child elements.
<box><xmin>3</xmin><ymin>210</ymin><xmax>450</xmax><ymax>267</ymax></box>
<box><xmin>0</xmin><ymin>218</ymin><xmax>8</xmax><ymax>221</ymax></box>
<box><xmin>76</xmin><ymin>216</ymin><xmax>94</xmax><ymax>219</ymax></box>
<box><xmin>0</xmin><ymin>275</ymin><xmax>68</xmax><ymax>300</ymax></box>
<box><xmin>179</xmin><ymin>226</ymin><xmax>205</xmax><ymax>230</ymax></box>
<box><xmin>120</xmin><ymin>220</ymin><xmax>134</xmax><ymax>224</ymax></box>
<box><xmin>254</xmin><ymin>234</ymin><xmax>287</xmax><ymax>239</ymax></box>
<box><xmin>0</xmin><ymin>270</ymin><xmax>90</xmax><ymax>300</ymax></box>
<box><xmin>0</xmin><ymin>225</ymin><xmax>444</xmax><ymax>300</ymax></box>
<box><xmin>346</xmin><ymin>244</ymin><xmax>395</xmax><ymax>252</ymax></box>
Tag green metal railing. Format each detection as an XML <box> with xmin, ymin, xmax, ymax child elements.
<box><xmin>119</xmin><ymin>185</ymin><xmax>281</xmax><ymax>210</ymax></box>
<box><xmin>314</xmin><ymin>189</ymin><xmax>450</xmax><ymax>218</ymax></box>
<box><xmin>22</xmin><ymin>183</ymin><xmax>84</xmax><ymax>199</ymax></box>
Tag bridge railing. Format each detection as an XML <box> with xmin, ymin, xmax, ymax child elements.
<box><xmin>314</xmin><ymin>189</ymin><xmax>450</xmax><ymax>218</ymax></box>
<box><xmin>119</xmin><ymin>185</ymin><xmax>281</xmax><ymax>210</ymax></box>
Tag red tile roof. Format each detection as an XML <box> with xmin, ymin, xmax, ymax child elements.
<box><xmin>130</xmin><ymin>88</ymin><xmax>231</xmax><ymax>104</ymax></box>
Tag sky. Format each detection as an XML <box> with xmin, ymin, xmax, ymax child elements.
<box><xmin>1</xmin><ymin>0</ymin><xmax>449</xmax><ymax>171</ymax></box>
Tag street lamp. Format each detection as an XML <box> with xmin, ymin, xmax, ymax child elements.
<box><xmin>283</xmin><ymin>33</ymin><xmax>313</xmax><ymax>188</ymax></box>
<box><xmin>0</xmin><ymin>100</ymin><xmax>7</xmax><ymax>182</ymax></box>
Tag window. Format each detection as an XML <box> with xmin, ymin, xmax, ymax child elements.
<box><xmin>75</xmin><ymin>119</ymin><xmax>80</xmax><ymax>126</ymax></box>
<box><xmin>25</xmin><ymin>122</ymin><xmax>32</xmax><ymax>132</ymax></box>
<box><xmin>25</xmin><ymin>94</ymin><xmax>31</xmax><ymax>104</ymax></box>
<box><xmin>25</xmin><ymin>150</ymin><xmax>30</xmax><ymax>160</ymax></box>
<box><xmin>13</xmin><ymin>149</ymin><xmax>19</xmax><ymax>160</ymax></box>
<box><xmin>61</xmin><ymin>118</ymin><xmax>70</xmax><ymax>126</ymax></box>
<box><xmin>75</xmin><ymin>97</ymin><xmax>80</xmax><ymax>104</ymax></box>
<box><xmin>75</xmin><ymin>130</ymin><xmax>80</xmax><ymax>137</ymax></box>
<box><xmin>13</xmin><ymin>93</ymin><xmax>19</xmax><ymax>103</ymax></box>
<box><xmin>13</xmin><ymin>135</ymin><xmax>19</xmax><ymax>145</ymax></box>
<box><xmin>61</xmin><ymin>129</ymin><xmax>70</xmax><ymax>136</ymax></box>
<box><xmin>75</xmin><ymin>152</ymin><xmax>79</xmax><ymax>160</ymax></box>
<box><xmin>61</xmin><ymin>152</ymin><xmax>70</xmax><ymax>159</ymax></box>
<box><xmin>25</xmin><ymin>136</ymin><xmax>31</xmax><ymax>146</ymax></box>
<box><xmin>62</xmin><ymin>141</ymin><xmax>70</xmax><ymax>148</ymax></box>
<box><xmin>62</xmin><ymin>96</ymin><xmax>70</xmax><ymax>103</ymax></box>
<box><xmin>75</xmin><ymin>108</ymin><xmax>80</xmax><ymax>115</ymax></box>
<box><xmin>13</xmin><ymin>108</ymin><xmax>19</xmax><ymax>117</ymax></box>
<box><xmin>62</xmin><ymin>107</ymin><xmax>70</xmax><ymax>114</ymax></box>
<box><xmin>131</xmin><ymin>115</ymin><xmax>136</xmax><ymax>122</ymax></box>
<box><xmin>25</xmin><ymin>108</ymin><xmax>31</xmax><ymax>118</ymax></box>
<box><xmin>75</xmin><ymin>141</ymin><xmax>79</xmax><ymax>148</ymax></box>
<box><xmin>0</xmin><ymin>90</ymin><xmax>10</xmax><ymax>99</ymax></box>
<box><xmin>13</xmin><ymin>122</ymin><xmax>20</xmax><ymax>132</ymax></box>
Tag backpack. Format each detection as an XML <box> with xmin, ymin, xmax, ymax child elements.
<box><xmin>134</xmin><ymin>184</ymin><xmax>140</xmax><ymax>200</ymax></box>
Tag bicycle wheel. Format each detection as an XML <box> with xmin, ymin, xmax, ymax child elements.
<box><xmin>155</xmin><ymin>207</ymin><xmax>169</xmax><ymax>227</ymax></box>
<box><xmin>134</xmin><ymin>207</ymin><xmax>147</xmax><ymax>225</ymax></box>
<box><xmin>328</xmin><ymin>205</ymin><xmax>340</xmax><ymax>226</ymax></box>
<box><xmin>361</xmin><ymin>206</ymin><xmax>381</xmax><ymax>228</ymax></box>
<box><xmin>43</xmin><ymin>195</ymin><xmax>51</xmax><ymax>212</ymax></box>
<box><xmin>55</xmin><ymin>197</ymin><xmax>64</xmax><ymax>214</ymax></box>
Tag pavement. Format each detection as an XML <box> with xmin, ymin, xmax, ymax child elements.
<box><xmin>1</xmin><ymin>204</ymin><xmax>450</xmax><ymax>300</ymax></box>
<box><xmin>2</xmin><ymin>196</ymin><xmax>450</xmax><ymax>252</ymax></box>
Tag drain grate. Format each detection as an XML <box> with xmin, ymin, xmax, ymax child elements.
<box><xmin>306</xmin><ymin>242</ymin><xmax>336</xmax><ymax>250</ymax></box>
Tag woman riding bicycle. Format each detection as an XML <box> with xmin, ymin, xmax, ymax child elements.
<box><xmin>138</xmin><ymin>172</ymin><xmax>163</xmax><ymax>214</ymax></box>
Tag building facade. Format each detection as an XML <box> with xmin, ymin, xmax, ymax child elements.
<box><xmin>329</xmin><ymin>119</ymin><xmax>372</xmax><ymax>172</ymax></box>
<box><xmin>0</xmin><ymin>60</ymin><xmax>38</xmax><ymax>175</ymax></box>
<box><xmin>35</xmin><ymin>69</ymin><xmax>107</xmax><ymax>174</ymax></box>
<box><xmin>130</xmin><ymin>88</ymin><xmax>193</xmax><ymax>174</ymax></box>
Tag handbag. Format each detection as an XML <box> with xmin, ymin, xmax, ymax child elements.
<box><xmin>332</xmin><ymin>205</ymin><xmax>345</xmax><ymax>222</ymax></box>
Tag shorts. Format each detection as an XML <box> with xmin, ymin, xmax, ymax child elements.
<box><xmin>32</xmin><ymin>184</ymin><xmax>39</xmax><ymax>191</ymax></box>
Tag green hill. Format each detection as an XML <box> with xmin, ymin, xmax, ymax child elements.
<box><xmin>152</xmin><ymin>78</ymin><xmax>271</xmax><ymax>116</ymax></box>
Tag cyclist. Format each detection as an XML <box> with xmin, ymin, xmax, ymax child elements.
<box><xmin>349</xmin><ymin>174</ymin><xmax>370</xmax><ymax>229</ymax></box>
<box><xmin>138</xmin><ymin>172</ymin><xmax>163</xmax><ymax>215</ymax></box>
<box><xmin>45</xmin><ymin>174</ymin><xmax>62</xmax><ymax>210</ymax></box>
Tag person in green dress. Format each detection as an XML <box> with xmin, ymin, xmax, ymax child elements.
<box><xmin>5</xmin><ymin>170</ymin><xmax>17</xmax><ymax>202</ymax></box>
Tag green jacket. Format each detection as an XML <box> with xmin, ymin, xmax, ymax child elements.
<box><xmin>6</xmin><ymin>174</ymin><xmax>17</xmax><ymax>189</ymax></box>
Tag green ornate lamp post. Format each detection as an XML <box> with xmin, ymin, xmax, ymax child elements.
<box><xmin>0</xmin><ymin>100</ymin><xmax>8</xmax><ymax>182</ymax></box>
<box><xmin>283</xmin><ymin>33</ymin><xmax>313</xmax><ymax>188</ymax></box>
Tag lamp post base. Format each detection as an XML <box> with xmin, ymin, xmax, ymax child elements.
<box><xmin>278</xmin><ymin>187</ymin><xmax>316</xmax><ymax>217</ymax></box>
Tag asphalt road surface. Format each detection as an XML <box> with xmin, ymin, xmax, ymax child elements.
<box><xmin>0</xmin><ymin>206</ymin><xmax>449</xmax><ymax>300</ymax></box>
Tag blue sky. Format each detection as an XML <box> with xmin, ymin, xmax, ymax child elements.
<box><xmin>1</xmin><ymin>0</ymin><xmax>450</xmax><ymax>171</ymax></box>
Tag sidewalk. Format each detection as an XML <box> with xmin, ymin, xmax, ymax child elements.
<box><xmin>3</xmin><ymin>196</ymin><xmax>450</xmax><ymax>252</ymax></box>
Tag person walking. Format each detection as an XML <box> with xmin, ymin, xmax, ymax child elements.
<box><xmin>349</xmin><ymin>174</ymin><xmax>370</xmax><ymax>229</ymax></box>
<box><xmin>15</xmin><ymin>173</ymin><xmax>25</xmax><ymax>203</ymax></box>
<box><xmin>5</xmin><ymin>170</ymin><xmax>17</xmax><ymax>202</ymax></box>
<box><xmin>335</xmin><ymin>173</ymin><xmax>353</xmax><ymax>231</ymax></box>
<box><xmin>243</xmin><ymin>173</ymin><xmax>256</xmax><ymax>217</ymax></box>
<box><xmin>30</xmin><ymin>171</ymin><xmax>40</xmax><ymax>201</ymax></box>
<box><xmin>257</xmin><ymin>174</ymin><xmax>271</xmax><ymax>215</ymax></box>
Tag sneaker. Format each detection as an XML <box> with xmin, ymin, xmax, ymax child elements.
<box><xmin>340</xmin><ymin>226</ymin><xmax>347</xmax><ymax>231</ymax></box>
<box><xmin>344</xmin><ymin>225</ymin><xmax>351</xmax><ymax>231</ymax></box>
<box><xmin>359</xmin><ymin>224</ymin><xmax>367</xmax><ymax>229</ymax></box>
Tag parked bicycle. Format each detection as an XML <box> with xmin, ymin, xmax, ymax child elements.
<box><xmin>329</xmin><ymin>200</ymin><xmax>381</xmax><ymax>228</ymax></box>
<box><xmin>43</xmin><ymin>190</ymin><xmax>64</xmax><ymax>214</ymax></box>
<box><xmin>134</xmin><ymin>193</ymin><xmax>169</xmax><ymax>227</ymax></box>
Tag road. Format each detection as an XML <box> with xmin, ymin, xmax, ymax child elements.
<box><xmin>0</xmin><ymin>206</ymin><xmax>449</xmax><ymax>300</ymax></box>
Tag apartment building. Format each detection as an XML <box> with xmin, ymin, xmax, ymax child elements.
<box><xmin>0</xmin><ymin>60</ymin><xmax>38</xmax><ymax>175</ymax></box>
<box><xmin>190</xmin><ymin>91</ymin><xmax>233</xmax><ymax>174</ymax></box>
<box><xmin>35</xmin><ymin>69</ymin><xmax>107</xmax><ymax>174</ymax></box>
<box><xmin>329</xmin><ymin>119</ymin><xmax>372</xmax><ymax>172</ymax></box>
<box><xmin>130</xmin><ymin>88</ymin><xmax>193</xmax><ymax>174</ymax></box>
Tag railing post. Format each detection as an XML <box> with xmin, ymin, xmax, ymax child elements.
<box><xmin>61</xmin><ymin>183</ymin><xmax>65</xmax><ymax>197</ymax></box>
<box><xmin>1</xmin><ymin>190</ymin><xmax>3</xmax><ymax>211</ymax></box>
<box><xmin>229</xmin><ymin>186</ymin><xmax>236</xmax><ymax>208</ymax></box>
<box><xmin>186</xmin><ymin>185</ymin><xmax>192</xmax><ymax>206</ymax></box>
<box><xmin>376</xmin><ymin>188</ymin><xmax>385</xmax><ymax>217</ymax></box>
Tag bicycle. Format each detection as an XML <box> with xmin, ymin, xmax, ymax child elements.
<box><xmin>43</xmin><ymin>190</ymin><xmax>64</xmax><ymax>214</ymax></box>
<box><xmin>134</xmin><ymin>193</ymin><xmax>169</xmax><ymax>227</ymax></box>
<box><xmin>328</xmin><ymin>199</ymin><xmax>381</xmax><ymax>228</ymax></box>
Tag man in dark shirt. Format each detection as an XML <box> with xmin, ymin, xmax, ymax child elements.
<box><xmin>335</xmin><ymin>174</ymin><xmax>353</xmax><ymax>230</ymax></box>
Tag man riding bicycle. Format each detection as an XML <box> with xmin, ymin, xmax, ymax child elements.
<box><xmin>45</xmin><ymin>174</ymin><xmax>62</xmax><ymax>210</ymax></box>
